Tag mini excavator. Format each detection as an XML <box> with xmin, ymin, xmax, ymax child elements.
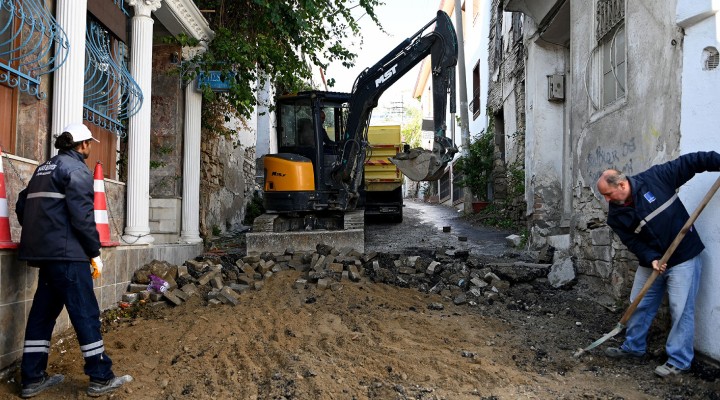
<box><xmin>249</xmin><ymin>10</ymin><xmax>458</xmax><ymax>252</ymax></box>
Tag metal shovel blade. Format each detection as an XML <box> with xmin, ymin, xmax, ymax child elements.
<box><xmin>390</xmin><ymin>151</ymin><xmax>444</xmax><ymax>182</ymax></box>
<box><xmin>573</xmin><ymin>323</ymin><xmax>624</xmax><ymax>358</ymax></box>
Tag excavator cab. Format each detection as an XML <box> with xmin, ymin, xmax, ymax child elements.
<box><xmin>263</xmin><ymin>91</ymin><xmax>351</xmax><ymax>214</ymax></box>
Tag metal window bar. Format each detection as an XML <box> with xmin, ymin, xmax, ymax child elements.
<box><xmin>439</xmin><ymin>169</ymin><xmax>451</xmax><ymax>201</ymax></box>
<box><xmin>452</xmin><ymin>167</ymin><xmax>464</xmax><ymax>204</ymax></box>
<box><xmin>113</xmin><ymin>0</ymin><xmax>130</xmax><ymax>16</ymax></box>
<box><xmin>469</xmin><ymin>86</ymin><xmax>480</xmax><ymax>114</ymax></box>
<box><xmin>596</xmin><ymin>0</ymin><xmax>624</xmax><ymax>41</ymax></box>
<box><xmin>84</xmin><ymin>19</ymin><xmax>142</xmax><ymax>137</ymax></box>
<box><xmin>0</xmin><ymin>0</ymin><xmax>69</xmax><ymax>99</ymax></box>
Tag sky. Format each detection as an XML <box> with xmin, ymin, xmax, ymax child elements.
<box><xmin>319</xmin><ymin>0</ymin><xmax>447</xmax><ymax>108</ymax></box>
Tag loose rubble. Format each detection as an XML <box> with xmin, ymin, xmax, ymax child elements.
<box><xmin>122</xmin><ymin>244</ymin><xmax>554</xmax><ymax>311</ymax></box>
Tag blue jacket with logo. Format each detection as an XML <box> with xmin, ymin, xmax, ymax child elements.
<box><xmin>15</xmin><ymin>150</ymin><xmax>100</xmax><ymax>263</ymax></box>
<box><xmin>607</xmin><ymin>151</ymin><xmax>720</xmax><ymax>268</ymax></box>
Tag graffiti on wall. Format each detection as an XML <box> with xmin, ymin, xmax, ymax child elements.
<box><xmin>585</xmin><ymin>137</ymin><xmax>638</xmax><ymax>182</ymax></box>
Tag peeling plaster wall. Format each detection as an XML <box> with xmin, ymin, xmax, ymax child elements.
<box><xmin>524</xmin><ymin>26</ymin><xmax>567</xmax><ymax>238</ymax></box>
<box><xmin>569</xmin><ymin>0</ymin><xmax>683</xmax><ymax>303</ymax></box>
<box><xmin>676</xmin><ymin>1</ymin><xmax>720</xmax><ymax>361</ymax></box>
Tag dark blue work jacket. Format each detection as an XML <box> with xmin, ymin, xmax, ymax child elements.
<box><xmin>607</xmin><ymin>151</ymin><xmax>720</xmax><ymax>268</ymax></box>
<box><xmin>15</xmin><ymin>150</ymin><xmax>100</xmax><ymax>263</ymax></box>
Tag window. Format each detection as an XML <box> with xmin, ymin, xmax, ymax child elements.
<box><xmin>277</xmin><ymin>102</ymin><xmax>313</xmax><ymax>148</ymax></box>
<box><xmin>0</xmin><ymin>0</ymin><xmax>68</xmax><ymax>155</ymax></box>
<box><xmin>0</xmin><ymin>8</ymin><xmax>18</xmax><ymax>153</ymax></box>
<box><xmin>439</xmin><ymin>169</ymin><xmax>451</xmax><ymax>202</ymax></box>
<box><xmin>597</xmin><ymin>0</ymin><xmax>626</xmax><ymax>107</ymax></box>
<box><xmin>703</xmin><ymin>47</ymin><xmax>719</xmax><ymax>71</ymax></box>
<box><xmin>471</xmin><ymin>61</ymin><xmax>481</xmax><ymax>119</ymax></box>
<box><xmin>84</xmin><ymin>17</ymin><xmax>141</xmax><ymax>178</ymax></box>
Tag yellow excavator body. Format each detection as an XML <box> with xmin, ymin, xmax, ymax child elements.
<box><xmin>263</xmin><ymin>154</ymin><xmax>315</xmax><ymax>192</ymax></box>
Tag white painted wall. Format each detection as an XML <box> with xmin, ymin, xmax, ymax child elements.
<box><xmin>524</xmin><ymin>33</ymin><xmax>566</xmax><ymax>216</ymax></box>
<box><xmin>677</xmin><ymin>3</ymin><xmax>720</xmax><ymax>361</ymax></box>
<box><xmin>466</xmin><ymin>0</ymin><xmax>491</xmax><ymax>137</ymax></box>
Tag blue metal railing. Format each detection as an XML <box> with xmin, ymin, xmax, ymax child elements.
<box><xmin>84</xmin><ymin>19</ymin><xmax>142</xmax><ymax>137</ymax></box>
<box><xmin>0</xmin><ymin>0</ymin><xmax>69</xmax><ymax>99</ymax></box>
<box><xmin>113</xmin><ymin>0</ymin><xmax>130</xmax><ymax>16</ymax></box>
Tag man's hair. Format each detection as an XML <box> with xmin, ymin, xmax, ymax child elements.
<box><xmin>602</xmin><ymin>169</ymin><xmax>627</xmax><ymax>187</ymax></box>
<box><xmin>54</xmin><ymin>132</ymin><xmax>89</xmax><ymax>151</ymax></box>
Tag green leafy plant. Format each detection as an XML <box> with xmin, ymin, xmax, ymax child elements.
<box><xmin>176</xmin><ymin>0</ymin><xmax>383</xmax><ymax>120</ymax></box>
<box><xmin>454</xmin><ymin>129</ymin><xmax>494</xmax><ymax>201</ymax></box>
<box><xmin>243</xmin><ymin>191</ymin><xmax>265</xmax><ymax>225</ymax></box>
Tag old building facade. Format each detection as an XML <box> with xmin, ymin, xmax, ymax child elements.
<box><xmin>0</xmin><ymin>0</ymin><xmax>257</xmax><ymax>370</ymax></box>
<box><xmin>503</xmin><ymin>0</ymin><xmax>720</xmax><ymax>361</ymax></box>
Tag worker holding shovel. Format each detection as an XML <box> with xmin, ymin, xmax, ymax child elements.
<box><xmin>596</xmin><ymin>151</ymin><xmax>720</xmax><ymax>377</ymax></box>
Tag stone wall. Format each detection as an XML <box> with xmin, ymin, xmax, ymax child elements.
<box><xmin>200</xmin><ymin>134</ymin><xmax>255</xmax><ymax>236</ymax></box>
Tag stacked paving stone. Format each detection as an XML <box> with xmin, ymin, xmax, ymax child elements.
<box><xmin>361</xmin><ymin>248</ymin><xmax>553</xmax><ymax>306</ymax></box>
<box><xmin>119</xmin><ymin>245</ymin><xmax>553</xmax><ymax>309</ymax></box>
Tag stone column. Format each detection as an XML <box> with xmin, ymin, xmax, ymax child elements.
<box><xmin>51</xmin><ymin>0</ymin><xmax>88</xmax><ymax>156</ymax></box>
<box><xmin>179</xmin><ymin>79</ymin><xmax>203</xmax><ymax>244</ymax></box>
<box><xmin>122</xmin><ymin>0</ymin><xmax>162</xmax><ymax>245</ymax></box>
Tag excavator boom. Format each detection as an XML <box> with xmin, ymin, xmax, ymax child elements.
<box><xmin>336</xmin><ymin>10</ymin><xmax>459</xmax><ymax>186</ymax></box>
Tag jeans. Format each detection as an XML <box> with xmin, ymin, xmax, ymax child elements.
<box><xmin>620</xmin><ymin>256</ymin><xmax>702</xmax><ymax>370</ymax></box>
<box><xmin>21</xmin><ymin>261</ymin><xmax>114</xmax><ymax>384</ymax></box>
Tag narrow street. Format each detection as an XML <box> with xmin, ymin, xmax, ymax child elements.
<box><xmin>0</xmin><ymin>201</ymin><xmax>718</xmax><ymax>399</ymax></box>
<box><xmin>365</xmin><ymin>200</ymin><xmax>512</xmax><ymax>257</ymax></box>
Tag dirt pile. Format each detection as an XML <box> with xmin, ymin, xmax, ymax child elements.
<box><xmin>0</xmin><ymin>201</ymin><xmax>718</xmax><ymax>399</ymax></box>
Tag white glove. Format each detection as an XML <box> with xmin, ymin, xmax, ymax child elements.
<box><xmin>91</xmin><ymin>256</ymin><xmax>103</xmax><ymax>279</ymax></box>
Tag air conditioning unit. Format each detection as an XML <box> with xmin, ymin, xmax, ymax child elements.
<box><xmin>547</xmin><ymin>74</ymin><xmax>565</xmax><ymax>102</ymax></box>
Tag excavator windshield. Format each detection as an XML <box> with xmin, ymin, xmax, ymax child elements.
<box><xmin>278</xmin><ymin>101</ymin><xmax>314</xmax><ymax>148</ymax></box>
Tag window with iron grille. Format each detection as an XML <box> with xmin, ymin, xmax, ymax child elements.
<box><xmin>84</xmin><ymin>17</ymin><xmax>142</xmax><ymax>178</ymax></box>
<box><xmin>439</xmin><ymin>170</ymin><xmax>451</xmax><ymax>202</ymax></box>
<box><xmin>596</xmin><ymin>0</ymin><xmax>625</xmax><ymax>108</ymax></box>
<box><xmin>0</xmin><ymin>0</ymin><xmax>69</xmax><ymax>155</ymax></box>
<box><xmin>452</xmin><ymin>168</ymin><xmax>464</xmax><ymax>204</ymax></box>
<box><xmin>703</xmin><ymin>47</ymin><xmax>719</xmax><ymax>71</ymax></box>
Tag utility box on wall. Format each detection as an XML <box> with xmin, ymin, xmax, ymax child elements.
<box><xmin>547</xmin><ymin>74</ymin><xmax>565</xmax><ymax>102</ymax></box>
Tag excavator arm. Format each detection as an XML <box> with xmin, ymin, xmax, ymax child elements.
<box><xmin>333</xmin><ymin>10</ymin><xmax>458</xmax><ymax>190</ymax></box>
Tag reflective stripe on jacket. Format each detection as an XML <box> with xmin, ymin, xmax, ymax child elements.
<box><xmin>16</xmin><ymin>150</ymin><xmax>100</xmax><ymax>262</ymax></box>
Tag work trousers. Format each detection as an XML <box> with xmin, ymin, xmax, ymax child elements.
<box><xmin>21</xmin><ymin>261</ymin><xmax>114</xmax><ymax>384</ymax></box>
<box><xmin>620</xmin><ymin>256</ymin><xmax>702</xmax><ymax>370</ymax></box>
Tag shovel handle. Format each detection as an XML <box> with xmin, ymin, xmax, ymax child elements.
<box><xmin>618</xmin><ymin>175</ymin><xmax>720</xmax><ymax>325</ymax></box>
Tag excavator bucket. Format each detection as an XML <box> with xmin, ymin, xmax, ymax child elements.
<box><xmin>390</xmin><ymin>148</ymin><xmax>446</xmax><ymax>181</ymax></box>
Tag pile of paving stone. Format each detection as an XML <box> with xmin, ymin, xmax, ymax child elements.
<box><xmin>119</xmin><ymin>243</ymin><xmax>556</xmax><ymax>309</ymax></box>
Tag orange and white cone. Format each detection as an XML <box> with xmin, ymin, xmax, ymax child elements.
<box><xmin>0</xmin><ymin>147</ymin><xmax>18</xmax><ymax>249</ymax></box>
<box><xmin>93</xmin><ymin>162</ymin><xmax>119</xmax><ymax>247</ymax></box>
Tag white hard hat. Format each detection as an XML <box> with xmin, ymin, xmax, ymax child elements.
<box><xmin>63</xmin><ymin>123</ymin><xmax>99</xmax><ymax>143</ymax></box>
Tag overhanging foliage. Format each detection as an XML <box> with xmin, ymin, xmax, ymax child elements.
<box><xmin>182</xmin><ymin>0</ymin><xmax>383</xmax><ymax>122</ymax></box>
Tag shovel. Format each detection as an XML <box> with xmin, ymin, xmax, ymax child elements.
<box><xmin>574</xmin><ymin>175</ymin><xmax>720</xmax><ymax>358</ymax></box>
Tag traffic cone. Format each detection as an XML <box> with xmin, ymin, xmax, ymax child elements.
<box><xmin>93</xmin><ymin>162</ymin><xmax>119</xmax><ymax>247</ymax></box>
<box><xmin>0</xmin><ymin>147</ymin><xmax>18</xmax><ymax>249</ymax></box>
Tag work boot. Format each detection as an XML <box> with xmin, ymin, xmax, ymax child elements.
<box><xmin>20</xmin><ymin>373</ymin><xmax>64</xmax><ymax>398</ymax></box>
<box><xmin>654</xmin><ymin>362</ymin><xmax>687</xmax><ymax>378</ymax></box>
<box><xmin>86</xmin><ymin>375</ymin><xmax>133</xmax><ymax>397</ymax></box>
<box><xmin>604</xmin><ymin>347</ymin><xmax>643</xmax><ymax>359</ymax></box>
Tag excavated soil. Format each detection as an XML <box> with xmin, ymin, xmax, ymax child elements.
<box><xmin>0</xmin><ymin>200</ymin><xmax>718</xmax><ymax>399</ymax></box>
